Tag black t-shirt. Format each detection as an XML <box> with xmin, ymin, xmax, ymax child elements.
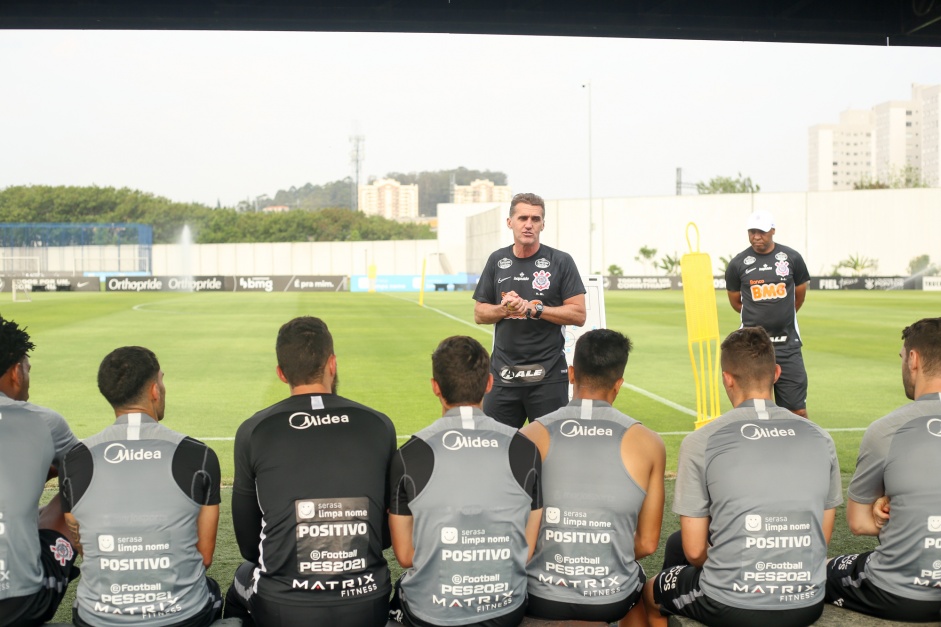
<box><xmin>232</xmin><ymin>393</ymin><xmax>397</xmax><ymax>606</ymax></box>
<box><xmin>473</xmin><ymin>244</ymin><xmax>585</xmax><ymax>386</ymax></box>
<box><xmin>389</xmin><ymin>433</ymin><xmax>542</xmax><ymax>515</ymax></box>
<box><xmin>725</xmin><ymin>242</ymin><xmax>809</xmax><ymax>349</ymax></box>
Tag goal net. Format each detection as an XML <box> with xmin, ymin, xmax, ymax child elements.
<box><xmin>12</xmin><ymin>278</ymin><xmax>32</xmax><ymax>303</ymax></box>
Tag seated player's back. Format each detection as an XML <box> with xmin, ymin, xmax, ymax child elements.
<box><xmin>528</xmin><ymin>404</ymin><xmax>645</xmax><ymax>596</ymax></box>
<box><xmin>682</xmin><ymin>402</ymin><xmax>837</xmax><ymax>609</ymax></box>
<box><xmin>0</xmin><ymin>400</ymin><xmax>67</xmax><ymax>599</ymax></box>
<box><xmin>235</xmin><ymin>392</ymin><xmax>395</xmax><ymax>604</ymax></box>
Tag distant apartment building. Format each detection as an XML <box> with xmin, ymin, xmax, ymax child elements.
<box><xmin>451</xmin><ymin>179</ymin><xmax>513</xmax><ymax>204</ymax></box>
<box><xmin>809</xmin><ymin>83</ymin><xmax>941</xmax><ymax>190</ymax></box>
<box><xmin>358</xmin><ymin>178</ymin><xmax>419</xmax><ymax>220</ymax></box>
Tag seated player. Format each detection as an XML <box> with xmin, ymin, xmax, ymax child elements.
<box><xmin>60</xmin><ymin>346</ymin><xmax>223</xmax><ymax>627</ymax></box>
<box><xmin>521</xmin><ymin>328</ymin><xmax>665</xmax><ymax>625</ymax></box>
<box><xmin>0</xmin><ymin>316</ymin><xmax>80</xmax><ymax>627</ymax></box>
<box><xmin>825</xmin><ymin>317</ymin><xmax>941</xmax><ymax>621</ymax></box>
<box><xmin>643</xmin><ymin>327</ymin><xmax>842</xmax><ymax>627</ymax></box>
<box><xmin>225</xmin><ymin>316</ymin><xmax>397</xmax><ymax>627</ymax></box>
<box><xmin>388</xmin><ymin>336</ymin><xmax>542</xmax><ymax>627</ymax></box>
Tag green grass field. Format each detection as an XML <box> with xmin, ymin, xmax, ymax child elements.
<box><xmin>9</xmin><ymin>288</ymin><xmax>940</xmax><ymax>622</ymax></box>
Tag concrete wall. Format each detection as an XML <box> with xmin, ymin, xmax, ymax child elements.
<box><xmin>448</xmin><ymin>188</ymin><xmax>941</xmax><ymax>277</ymax></box>
<box><xmin>152</xmin><ymin>240</ymin><xmax>440</xmax><ymax>276</ymax></box>
<box><xmin>3</xmin><ymin>188</ymin><xmax>937</xmax><ymax>278</ymax></box>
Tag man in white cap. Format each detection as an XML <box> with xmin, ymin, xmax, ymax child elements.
<box><xmin>725</xmin><ymin>210</ymin><xmax>811</xmax><ymax>418</ymax></box>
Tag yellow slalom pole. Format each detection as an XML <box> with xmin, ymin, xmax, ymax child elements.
<box><xmin>681</xmin><ymin>223</ymin><xmax>722</xmax><ymax>429</ymax></box>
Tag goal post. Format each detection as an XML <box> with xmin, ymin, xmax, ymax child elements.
<box><xmin>12</xmin><ymin>278</ymin><xmax>33</xmax><ymax>303</ymax></box>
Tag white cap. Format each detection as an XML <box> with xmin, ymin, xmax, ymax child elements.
<box><xmin>746</xmin><ymin>210</ymin><xmax>775</xmax><ymax>232</ymax></box>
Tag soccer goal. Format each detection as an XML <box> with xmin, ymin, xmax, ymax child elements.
<box><xmin>12</xmin><ymin>278</ymin><xmax>33</xmax><ymax>303</ymax></box>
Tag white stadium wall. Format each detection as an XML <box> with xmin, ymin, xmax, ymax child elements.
<box><xmin>3</xmin><ymin>189</ymin><xmax>937</xmax><ymax>278</ymax></box>
<box><xmin>443</xmin><ymin>188</ymin><xmax>941</xmax><ymax>278</ymax></box>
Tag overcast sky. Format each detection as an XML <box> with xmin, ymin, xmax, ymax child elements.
<box><xmin>1</xmin><ymin>30</ymin><xmax>939</xmax><ymax>208</ymax></box>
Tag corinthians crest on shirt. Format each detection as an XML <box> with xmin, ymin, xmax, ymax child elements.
<box><xmin>532</xmin><ymin>270</ymin><xmax>551</xmax><ymax>291</ymax></box>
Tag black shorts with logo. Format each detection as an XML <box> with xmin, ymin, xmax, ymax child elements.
<box><xmin>226</xmin><ymin>561</ymin><xmax>389</xmax><ymax>627</ymax></box>
<box><xmin>652</xmin><ymin>565</ymin><xmax>824</xmax><ymax>627</ymax></box>
<box><xmin>826</xmin><ymin>552</ymin><xmax>941</xmax><ymax>622</ymax></box>
<box><xmin>0</xmin><ymin>530</ymin><xmax>77</xmax><ymax>627</ymax></box>
<box><xmin>774</xmin><ymin>348</ymin><xmax>808</xmax><ymax>411</ymax></box>
<box><xmin>389</xmin><ymin>577</ymin><xmax>526</xmax><ymax>627</ymax></box>
<box><xmin>74</xmin><ymin>576</ymin><xmax>222</xmax><ymax>627</ymax></box>
<box><xmin>483</xmin><ymin>381</ymin><xmax>569</xmax><ymax>429</ymax></box>
<box><xmin>527</xmin><ymin>567</ymin><xmax>645</xmax><ymax>622</ymax></box>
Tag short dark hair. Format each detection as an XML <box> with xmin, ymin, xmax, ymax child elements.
<box><xmin>432</xmin><ymin>336</ymin><xmax>490</xmax><ymax>405</ymax></box>
<box><xmin>573</xmin><ymin>329</ymin><xmax>632</xmax><ymax>389</ymax></box>
<box><xmin>98</xmin><ymin>346</ymin><xmax>161</xmax><ymax>408</ymax></box>
<box><xmin>902</xmin><ymin>317</ymin><xmax>941</xmax><ymax>377</ymax></box>
<box><xmin>0</xmin><ymin>316</ymin><xmax>34</xmax><ymax>376</ymax></box>
<box><xmin>720</xmin><ymin>327</ymin><xmax>776</xmax><ymax>389</ymax></box>
<box><xmin>276</xmin><ymin>316</ymin><xmax>334</xmax><ymax>387</ymax></box>
<box><xmin>509</xmin><ymin>192</ymin><xmax>546</xmax><ymax>218</ymax></box>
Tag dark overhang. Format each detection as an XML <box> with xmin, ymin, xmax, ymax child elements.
<box><xmin>2</xmin><ymin>1</ymin><xmax>941</xmax><ymax>47</ymax></box>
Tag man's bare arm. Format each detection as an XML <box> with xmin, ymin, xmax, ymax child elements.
<box><xmin>63</xmin><ymin>512</ymin><xmax>83</xmax><ymax>556</ymax></box>
<box><xmin>529</xmin><ymin>294</ymin><xmax>586</xmax><ymax>327</ymax></box>
<box><xmin>389</xmin><ymin>513</ymin><xmax>416</xmax><ymax>568</ymax></box>
<box><xmin>680</xmin><ymin>516</ymin><xmax>710</xmax><ymax>567</ymax></box>
<box><xmin>196</xmin><ymin>504</ymin><xmax>220</xmax><ymax>568</ymax></box>
<box><xmin>474</xmin><ymin>300</ymin><xmax>510</xmax><ymax>325</ymax></box>
<box><xmin>630</xmin><ymin>427</ymin><xmax>666</xmax><ymax>559</ymax></box>
<box><xmin>727</xmin><ymin>291</ymin><xmax>743</xmax><ymax>314</ymax></box>
<box><xmin>846</xmin><ymin>498</ymin><xmax>884</xmax><ymax>537</ymax></box>
<box><xmin>795</xmin><ymin>282</ymin><xmax>808</xmax><ymax>311</ymax></box>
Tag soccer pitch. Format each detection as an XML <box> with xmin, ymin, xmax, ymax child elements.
<box><xmin>11</xmin><ymin>288</ymin><xmax>941</xmax><ymax>479</ymax></box>
<box><xmin>17</xmin><ymin>288</ymin><xmax>939</xmax><ymax>622</ymax></box>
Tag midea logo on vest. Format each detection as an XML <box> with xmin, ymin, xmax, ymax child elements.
<box><xmin>441</xmin><ymin>430</ymin><xmax>499</xmax><ymax>450</ymax></box>
<box><xmin>289</xmin><ymin>412</ymin><xmax>350</xmax><ymax>429</ymax></box>
<box><xmin>103</xmin><ymin>443</ymin><xmax>162</xmax><ymax>463</ymax></box>
<box><xmin>927</xmin><ymin>418</ymin><xmax>941</xmax><ymax>437</ymax></box>
<box><xmin>740</xmin><ymin>424</ymin><xmax>797</xmax><ymax>440</ymax></box>
<box><xmin>559</xmin><ymin>420</ymin><xmax>613</xmax><ymax>437</ymax></box>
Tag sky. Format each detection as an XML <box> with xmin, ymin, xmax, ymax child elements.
<box><xmin>1</xmin><ymin>29</ymin><xmax>940</xmax><ymax>208</ymax></box>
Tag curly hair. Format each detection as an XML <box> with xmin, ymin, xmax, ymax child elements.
<box><xmin>0</xmin><ymin>316</ymin><xmax>35</xmax><ymax>376</ymax></box>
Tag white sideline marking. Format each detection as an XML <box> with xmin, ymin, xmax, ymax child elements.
<box><xmin>392</xmin><ymin>293</ymin><xmax>701</xmax><ymax>417</ymax></box>
<box><xmin>383</xmin><ymin>293</ymin><xmax>491</xmax><ymax>336</ymax></box>
<box><xmin>622</xmin><ymin>384</ymin><xmax>697</xmax><ymax>417</ymax></box>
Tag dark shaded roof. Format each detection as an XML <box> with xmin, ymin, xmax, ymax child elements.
<box><xmin>3</xmin><ymin>0</ymin><xmax>941</xmax><ymax>47</ymax></box>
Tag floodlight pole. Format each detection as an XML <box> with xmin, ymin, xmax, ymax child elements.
<box><xmin>583</xmin><ymin>81</ymin><xmax>594</xmax><ymax>272</ymax></box>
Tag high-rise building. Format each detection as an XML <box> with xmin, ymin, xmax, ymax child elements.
<box><xmin>358</xmin><ymin>178</ymin><xmax>419</xmax><ymax>220</ymax></box>
<box><xmin>451</xmin><ymin>179</ymin><xmax>513</xmax><ymax>204</ymax></box>
<box><xmin>809</xmin><ymin>83</ymin><xmax>940</xmax><ymax>190</ymax></box>
<box><xmin>808</xmin><ymin>110</ymin><xmax>874</xmax><ymax>191</ymax></box>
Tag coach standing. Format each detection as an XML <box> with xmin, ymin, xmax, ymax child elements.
<box><xmin>725</xmin><ymin>210</ymin><xmax>811</xmax><ymax>418</ymax></box>
<box><xmin>473</xmin><ymin>192</ymin><xmax>586</xmax><ymax>429</ymax></box>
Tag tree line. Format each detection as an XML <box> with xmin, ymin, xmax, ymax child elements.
<box><xmin>0</xmin><ymin>186</ymin><xmax>434</xmax><ymax>245</ymax></box>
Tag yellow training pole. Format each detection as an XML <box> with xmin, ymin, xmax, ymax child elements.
<box><xmin>681</xmin><ymin>223</ymin><xmax>722</xmax><ymax>429</ymax></box>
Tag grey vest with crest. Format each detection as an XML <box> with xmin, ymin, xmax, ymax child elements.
<box><xmin>71</xmin><ymin>413</ymin><xmax>210</xmax><ymax>626</ymax></box>
<box><xmin>400</xmin><ymin>406</ymin><xmax>531</xmax><ymax>626</ymax></box>
<box><xmin>527</xmin><ymin>399</ymin><xmax>645</xmax><ymax>604</ymax></box>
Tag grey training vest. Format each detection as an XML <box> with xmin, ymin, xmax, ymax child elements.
<box><xmin>0</xmin><ymin>399</ymin><xmax>60</xmax><ymax>600</ymax></box>
<box><xmin>400</xmin><ymin>407</ymin><xmax>531</xmax><ymax>626</ymax></box>
<box><xmin>528</xmin><ymin>399</ymin><xmax>645</xmax><ymax>604</ymax></box>
<box><xmin>72</xmin><ymin>414</ymin><xmax>211</xmax><ymax>626</ymax></box>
